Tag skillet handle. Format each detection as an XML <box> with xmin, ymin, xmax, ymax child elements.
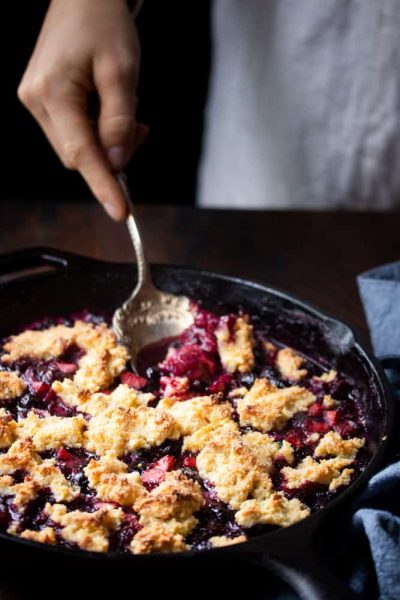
<box><xmin>257</xmin><ymin>551</ymin><xmax>358</xmax><ymax>600</ymax></box>
<box><xmin>0</xmin><ymin>247</ymin><xmax>107</xmax><ymax>282</ymax></box>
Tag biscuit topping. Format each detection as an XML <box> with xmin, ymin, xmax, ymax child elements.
<box><xmin>0</xmin><ymin>308</ymin><xmax>368</xmax><ymax>555</ymax></box>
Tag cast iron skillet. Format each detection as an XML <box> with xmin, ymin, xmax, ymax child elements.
<box><xmin>0</xmin><ymin>247</ymin><xmax>394</xmax><ymax>599</ymax></box>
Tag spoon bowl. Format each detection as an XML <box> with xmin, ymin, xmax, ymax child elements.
<box><xmin>112</xmin><ymin>173</ymin><xmax>193</xmax><ymax>373</ymax></box>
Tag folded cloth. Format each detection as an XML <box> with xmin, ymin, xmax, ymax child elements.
<box><xmin>358</xmin><ymin>260</ymin><xmax>400</xmax><ymax>357</ymax></box>
<box><xmin>272</xmin><ymin>263</ymin><xmax>400</xmax><ymax>600</ymax></box>
<box><xmin>338</xmin><ymin>263</ymin><xmax>400</xmax><ymax>599</ymax></box>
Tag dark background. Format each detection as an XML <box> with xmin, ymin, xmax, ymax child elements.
<box><xmin>3</xmin><ymin>1</ymin><xmax>211</xmax><ymax>205</ymax></box>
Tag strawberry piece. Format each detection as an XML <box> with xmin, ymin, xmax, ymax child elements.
<box><xmin>141</xmin><ymin>455</ymin><xmax>176</xmax><ymax>487</ymax></box>
<box><xmin>308</xmin><ymin>402</ymin><xmax>325</xmax><ymax>418</ymax></box>
<box><xmin>55</xmin><ymin>362</ymin><xmax>77</xmax><ymax>375</ymax></box>
<box><xmin>155</xmin><ymin>455</ymin><xmax>176</xmax><ymax>471</ymax></box>
<box><xmin>57</xmin><ymin>447</ymin><xmax>81</xmax><ymax>471</ymax></box>
<box><xmin>160</xmin><ymin>344</ymin><xmax>218</xmax><ymax>382</ymax></box>
<box><xmin>325</xmin><ymin>410</ymin><xmax>339</xmax><ymax>426</ymax></box>
<box><xmin>182</xmin><ymin>455</ymin><xmax>197</xmax><ymax>469</ymax></box>
<box><xmin>120</xmin><ymin>371</ymin><xmax>148</xmax><ymax>390</ymax></box>
<box><xmin>209</xmin><ymin>374</ymin><xmax>232</xmax><ymax>394</ymax></box>
<box><xmin>30</xmin><ymin>381</ymin><xmax>50</xmax><ymax>396</ymax></box>
<box><xmin>305</xmin><ymin>419</ymin><xmax>330</xmax><ymax>434</ymax></box>
<box><xmin>141</xmin><ymin>468</ymin><xmax>165</xmax><ymax>486</ymax></box>
<box><xmin>285</xmin><ymin>429</ymin><xmax>306</xmax><ymax>448</ymax></box>
<box><xmin>334</xmin><ymin>420</ymin><xmax>359</xmax><ymax>437</ymax></box>
<box><xmin>160</xmin><ymin>376</ymin><xmax>190</xmax><ymax>399</ymax></box>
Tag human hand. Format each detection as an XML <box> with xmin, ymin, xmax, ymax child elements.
<box><xmin>18</xmin><ymin>0</ymin><xmax>148</xmax><ymax>220</ymax></box>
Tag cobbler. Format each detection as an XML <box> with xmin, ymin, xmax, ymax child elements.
<box><xmin>0</xmin><ymin>305</ymin><xmax>367</xmax><ymax>554</ymax></box>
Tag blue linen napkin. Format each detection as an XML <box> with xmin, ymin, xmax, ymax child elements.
<box><xmin>349</xmin><ymin>263</ymin><xmax>400</xmax><ymax>599</ymax></box>
<box><xmin>273</xmin><ymin>263</ymin><xmax>400</xmax><ymax>600</ymax></box>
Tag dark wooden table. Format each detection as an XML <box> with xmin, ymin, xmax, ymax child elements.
<box><xmin>0</xmin><ymin>200</ymin><xmax>399</xmax><ymax>598</ymax></box>
<box><xmin>2</xmin><ymin>200</ymin><xmax>400</xmax><ymax>346</ymax></box>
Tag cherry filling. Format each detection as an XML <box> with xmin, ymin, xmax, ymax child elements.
<box><xmin>0</xmin><ymin>306</ymin><xmax>370</xmax><ymax>554</ymax></box>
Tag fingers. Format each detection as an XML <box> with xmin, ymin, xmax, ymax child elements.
<box><xmin>95</xmin><ymin>56</ymin><xmax>138</xmax><ymax>171</ymax></box>
<box><xmin>48</xmin><ymin>98</ymin><xmax>128</xmax><ymax>220</ymax></box>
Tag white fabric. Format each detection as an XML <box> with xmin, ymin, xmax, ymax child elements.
<box><xmin>198</xmin><ymin>0</ymin><xmax>400</xmax><ymax>210</ymax></box>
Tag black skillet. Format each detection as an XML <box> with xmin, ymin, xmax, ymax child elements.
<box><xmin>0</xmin><ymin>247</ymin><xmax>394</xmax><ymax>599</ymax></box>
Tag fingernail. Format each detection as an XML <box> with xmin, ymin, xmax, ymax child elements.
<box><xmin>107</xmin><ymin>146</ymin><xmax>127</xmax><ymax>171</ymax></box>
<box><xmin>104</xmin><ymin>202</ymin><xmax>124</xmax><ymax>221</ymax></box>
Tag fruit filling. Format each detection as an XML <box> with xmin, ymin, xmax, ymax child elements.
<box><xmin>0</xmin><ymin>305</ymin><xmax>368</xmax><ymax>554</ymax></box>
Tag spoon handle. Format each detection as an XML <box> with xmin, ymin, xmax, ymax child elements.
<box><xmin>116</xmin><ymin>171</ymin><xmax>154</xmax><ymax>295</ymax></box>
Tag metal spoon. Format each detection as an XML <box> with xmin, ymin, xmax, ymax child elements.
<box><xmin>112</xmin><ymin>172</ymin><xmax>194</xmax><ymax>373</ymax></box>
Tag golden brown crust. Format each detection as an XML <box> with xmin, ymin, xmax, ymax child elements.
<box><xmin>0</xmin><ymin>439</ymin><xmax>36</xmax><ymax>475</ymax></box>
<box><xmin>0</xmin><ymin>371</ymin><xmax>26</xmax><ymax>400</ymax></box>
<box><xmin>235</xmin><ymin>493</ymin><xmax>310</xmax><ymax>527</ymax></box>
<box><xmin>85</xmin><ymin>453</ymin><xmax>146</xmax><ymax>506</ymax></box>
<box><xmin>242</xmin><ymin>431</ymin><xmax>294</xmax><ymax>467</ymax></box>
<box><xmin>1</xmin><ymin>321</ymin><xmax>104</xmax><ymax>363</ymax></box>
<box><xmin>134</xmin><ymin>470</ymin><xmax>203</xmax><ymax>528</ymax></box>
<box><xmin>0</xmin><ymin>409</ymin><xmax>17</xmax><ymax>449</ymax></box>
<box><xmin>209</xmin><ymin>535</ymin><xmax>247</xmax><ymax>547</ymax></box>
<box><xmin>131</xmin><ymin>522</ymin><xmax>188</xmax><ymax>554</ymax></box>
<box><xmin>19</xmin><ymin>527</ymin><xmax>56</xmax><ymax>545</ymax></box>
<box><xmin>196</xmin><ymin>425</ymin><xmax>272</xmax><ymax>510</ymax></box>
<box><xmin>237</xmin><ymin>379</ymin><xmax>315</xmax><ymax>432</ymax></box>
<box><xmin>158</xmin><ymin>394</ymin><xmax>232</xmax><ymax>436</ymax></box>
<box><xmin>84</xmin><ymin>405</ymin><xmax>180</xmax><ymax>456</ymax></box>
<box><xmin>314</xmin><ymin>370</ymin><xmax>337</xmax><ymax>383</ymax></box>
<box><xmin>314</xmin><ymin>431</ymin><xmax>365</xmax><ymax>459</ymax></box>
<box><xmin>16</xmin><ymin>412</ymin><xmax>86</xmax><ymax>452</ymax></box>
<box><xmin>276</xmin><ymin>347</ymin><xmax>307</xmax><ymax>382</ymax></box>
<box><xmin>45</xmin><ymin>503</ymin><xmax>123</xmax><ymax>552</ymax></box>
<box><xmin>281</xmin><ymin>455</ymin><xmax>354</xmax><ymax>491</ymax></box>
<box><xmin>53</xmin><ymin>380</ymin><xmax>154</xmax><ymax>417</ymax></box>
<box><xmin>215</xmin><ymin>316</ymin><xmax>255</xmax><ymax>374</ymax></box>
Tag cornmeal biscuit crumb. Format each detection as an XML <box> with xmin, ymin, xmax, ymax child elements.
<box><xmin>314</xmin><ymin>370</ymin><xmax>337</xmax><ymax>383</ymax></box>
<box><xmin>0</xmin><ymin>475</ymin><xmax>37</xmax><ymax>511</ymax></box>
<box><xmin>196</xmin><ymin>425</ymin><xmax>272</xmax><ymax>509</ymax></box>
<box><xmin>242</xmin><ymin>431</ymin><xmax>294</xmax><ymax>470</ymax></box>
<box><xmin>314</xmin><ymin>431</ymin><xmax>365</xmax><ymax>459</ymax></box>
<box><xmin>134</xmin><ymin>470</ymin><xmax>203</xmax><ymax>536</ymax></box>
<box><xmin>0</xmin><ymin>371</ymin><xmax>26</xmax><ymax>400</ymax></box>
<box><xmin>131</xmin><ymin>521</ymin><xmax>188</xmax><ymax>554</ymax></box>
<box><xmin>16</xmin><ymin>413</ymin><xmax>86</xmax><ymax>452</ymax></box>
<box><xmin>1</xmin><ymin>321</ymin><xmax>107</xmax><ymax>363</ymax></box>
<box><xmin>235</xmin><ymin>493</ymin><xmax>310</xmax><ymax>527</ymax></box>
<box><xmin>0</xmin><ymin>408</ymin><xmax>16</xmax><ymax>449</ymax></box>
<box><xmin>237</xmin><ymin>380</ymin><xmax>315</xmax><ymax>432</ymax></box>
<box><xmin>228</xmin><ymin>387</ymin><xmax>248</xmax><ymax>399</ymax></box>
<box><xmin>20</xmin><ymin>527</ymin><xmax>56</xmax><ymax>545</ymax></box>
<box><xmin>45</xmin><ymin>503</ymin><xmax>123</xmax><ymax>552</ymax></box>
<box><xmin>209</xmin><ymin>535</ymin><xmax>247</xmax><ymax>547</ymax></box>
<box><xmin>263</xmin><ymin>341</ymin><xmax>278</xmax><ymax>354</ymax></box>
<box><xmin>322</xmin><ymin>395</ymin><xmax>337</xmax><ymax>408</ymax></box>
<box><xmin>215</xmin><ymin>316</ymin><xmax>255</xmax><ymax>374</ymax></box>
<box><xmin>282</xmin><ymin>456</ymin><xmax>354</xmax><ymax>491</ymax></box>
<box><xmin>276</xmin><ymin>347</ymin><xmax>307</xmax><ymax>382</ymax></box>
<box><xmin>0</xmin><ymin>439</ymin><xmax>36</xmax><ymax>475</ymax></box>
<box><xmin>85</xmin><ymin>453</ymin><xmax>146</xmax><ymax>506</ymax></box>
<box><xmin>183</xmin><ymin>420</ymin><xmax>239</xmax><ymax>452</ymax></box>
<box><xmin>158</xmin><ymin>394</ymin><xmax>232</xmax><ymax>436</ymax></box>
<box><xmin>29</xmin><ymin>459</ymin><xmax>80</xmax><ymax>502</ymax></box>
<box><xmin>84</xmin><ymin>406</ymin><xmax>179</xmax><ymax>456</ymax></box>
<box><xmin>53</xmin><ymin>380</ymin><xmax>154</xmax><ymax>417</ymax></box>
<box><xmin>74</xmin><ymin>345</ymin><xmax>128</xmax><ymax>392</ymax></box>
